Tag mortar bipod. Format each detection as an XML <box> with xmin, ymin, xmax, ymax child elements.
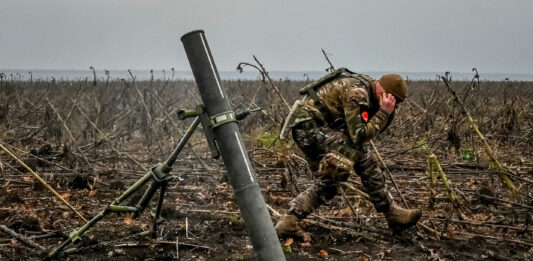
<box><xmin>46</xmin><ymin>115</ymin><xmax>203</xmax><ymax>259</ymax></box>
<box><xmin>46</xmin><ymin>105</ymin><xmax>259</xmax><ymax>260</ymax></box>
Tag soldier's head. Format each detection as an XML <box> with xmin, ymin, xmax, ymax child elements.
<box><xmin>375</xmin><ymin>74</ymin><xmax>407</xmax><ymax>103</ymax></box>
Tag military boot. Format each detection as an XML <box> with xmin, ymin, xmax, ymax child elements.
<box><xmin>275</xmin><ymin>215</ymin><xmax>311</xmax><ymax>241</ymax></box>
<box><xmin>384</xmin><ymin>203</ymin><xmax>422</xmax><ymax>231</ymax></box>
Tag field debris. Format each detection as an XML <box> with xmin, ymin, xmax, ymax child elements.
<box><xmin>0</xmin><ymin>70</ymin><xmax>532</xmax><ymax>260</ymax></box>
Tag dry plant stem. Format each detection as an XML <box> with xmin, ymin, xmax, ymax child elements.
<box><xmin>427</xmin><ymin>157</ymin><xmax>436</xmax><ymax>187</ymax></box>
<box><xmin>181</xmin><ymin>209</ymin><xmax>239</xmax><ymax>215</ymax></box>
<box><xmin>48</xmin><ymin>101</ymin><xmax>92</xmax><ymax>167</ymax></box>
<box><xmin>64</xmin><ymin>81</ymin><xmax>87</xmax><ymax>123</ymax></box>
<box><xmin>176</xmin><ymin>237</ymin><xmax>179</xmax><ymax>260</ymax></box>
<box><xmin>339</xmin><ymin>186</ymin><xmax>359</xmax><ymax>220</ymax></box>
<box><xmin>148</xmin><ymin>240</ymin><xmax>213</xmax><ymax>251</ymax></box>
<box><xmin>74</xmin><ymin>103</ymin><xmax>146</xmax><ymax>171</ymax></box>
<box><xmin>455</xmin><ymin>231</ymin><xmax>533</xmax><ymax>248</ymax></box>
<box><xmin>427</xmin><ymin>217</ymin><xmax>532</xmax><ymax>231</ymax></box>
<box><xmin>340</xmin><ymin>182</ymin><xmax>370</xmax><ymax>199</ymax></box>
<box><xmin>239</xmin><ymin>94</ymin><xmax>276</xmax><ymax>124</ymax></box>
<box><xmin>406</xmin><ymin>99</ymin><xmax>428</xmax><ymax>114</ymax></box>
<box><xmin>132</xmin><ymin>81</ymin><xmax>164</xmax><ymax>155</ymax></box>
<box><xmin>418</xmin><ymin>222</ymin><xmax>441</xmax><ymax>239</ymax></box>
<box><xmin>0</xmin><ymin>143</ymin><xmax>88</xmax><ymax>222</ymax></box>
<box><xmin>369</xmin><ymin>140</ymin><xmax>409</xmax><ymax>208</ymax></box>
<box><xmin>514</xmin><ymin>96</ymin><xmax>533</xmax><ymax>129</ymax></box>
<box><xmin>249</xmin><ymin>82</ymin><xmax>265</xmax><ymax>107</ymax></box>
<box><xmin>427</xmin><ymin>156</ymin><xmax>437</xmax><ymax>205</ymax></box>
<box><xmin>475</xmin><ymin>193</ymin><xmax>533</xmax><ymax>211</ymax></box>
<box><xmin>304</xmin><ymin>219</ymin><xmax>388</xmax><ymax>243</ymax></box>
<box><xmin>266</xmin><ymin>204</ymin><xmax>281</xmax><ymax>218</ymax></box>
<box><xmin>0</xmin><ymin>224</ymin><xmax>45</xmax><ymax>251</ymax></box>
<box><xmin>252</xmin><ymin>55</ymin><xmax>290</xmax><ymax>110</ymax></box>
<box><xmin>4</xmin><ymin>143</ymin><xmax>79</xmax><ymax>174</ymax></box>
<box><xmin>441</xmin><ymin>76</ymin><xmax>519</xmax><ymax>201</ymax></box>
<box><xmin>321</xmin><ymin>48</ymin><xmax>335</xmax><ymax>71</ymax></box>
<box><xmin>369</xmin><ymin>141</ymin><xmax>434</xmax><ymax>242</ymax></box>
<box><xmin>428</xmin><ymin>154</ymin><xmax>466</xmax><ymax>220</ymax></box>
<box><xmin>48</xmin><ymin>102</ymin><xmax>78</xmax><ymax>145</ymax></box>
<box><xmin>74</xmin><ymin>103</ymin><xmax>108</xmax><ymax>140</ymax></box>
<box><xmin>311</xmin><ymin>214</ymin><xmax>392</xmax><ymax>237</ymax></box>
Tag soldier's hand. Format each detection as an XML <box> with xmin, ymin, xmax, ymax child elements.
<box><xmin>380</xmin><ymin>93</ymin><xmax>396</xmax><ymax>114</ymax></box>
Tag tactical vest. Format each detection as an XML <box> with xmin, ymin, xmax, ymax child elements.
<box><xmin>299</xmin><ymin>67</ymin><xmax>374</xmax><ymax>127</ymax></box>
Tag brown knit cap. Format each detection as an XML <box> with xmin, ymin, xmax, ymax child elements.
<box><xmin>378</xmin><ymin>74</ymin><xmax>407</xmax><ymax>102</ymax></box>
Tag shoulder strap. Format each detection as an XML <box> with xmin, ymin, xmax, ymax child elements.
<box><xmin>299</xmin><ymin>68</ymin><xmax>374</xmax><ymax>127</ymax></box>
<box><xmin>299</xmin><ymin>67</ymin><xmax>349</xmax><ymax>95</ymax></box>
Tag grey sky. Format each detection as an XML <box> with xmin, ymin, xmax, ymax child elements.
<box><xmin>1</xmin><ymin>0</ymin><xmax>532</xmax><ymax>74</ymax></box>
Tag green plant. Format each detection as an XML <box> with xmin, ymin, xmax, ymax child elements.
<box><xmin>460</xmin><ymin>147</ymin><xmax>476</xmax><ymax>160</ymax></box>
<box><xmin>415</xmin><ymin>138</ymin><xmax>429</xmax><ymax>154</ymax></box>
<box><xmin>256</xmin><ymin>131</ymin><xmax>282</xmax><ymax>148</ymax></box>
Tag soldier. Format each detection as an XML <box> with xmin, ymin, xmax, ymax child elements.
<box><xmin>276</xmin><ymin>68</ymin><xmax>421</xmax><ymax>239</ymax></box>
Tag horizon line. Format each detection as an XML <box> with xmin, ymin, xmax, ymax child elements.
<box><xmin>2</xmin><ymin>68</ymin><xmax>532</xmax><ymax>75</ymax></box>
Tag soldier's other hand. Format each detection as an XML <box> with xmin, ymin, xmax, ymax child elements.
<box><xmin>380</xmin><ymin>93</ymin><xmax>396</xmax><ymax>114</ymax></box>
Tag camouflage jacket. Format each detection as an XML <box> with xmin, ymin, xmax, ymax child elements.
<box><xmin>295</xmin><ymin>75</ymin><xmax>393</xmax><ymax>145</ymax></box>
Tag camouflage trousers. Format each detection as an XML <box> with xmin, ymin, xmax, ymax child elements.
<box><xmin>288</xmin><ymin>120</ymin><xmax>392</xmax><ymax>219</ymax></box>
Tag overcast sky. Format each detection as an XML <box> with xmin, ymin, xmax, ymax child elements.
<box><xmin>1</xmin><ymin>0</ymin><xmax>532</xmax><ymax>74</ymax></box>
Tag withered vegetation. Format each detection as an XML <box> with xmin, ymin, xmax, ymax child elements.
<box><xmin>0</xmin><ymin>69</ymin><xmax>532</xmax><ymax>260</ymax></box>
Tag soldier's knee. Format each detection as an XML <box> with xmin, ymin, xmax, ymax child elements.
<box><xmin>319</xmin><ymin>151</ymin><xmax>355</xmax><ymax>181</ymax></box>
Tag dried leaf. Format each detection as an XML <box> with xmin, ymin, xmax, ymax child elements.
<box><xmin>123</xmin><ymin>215</ymin><xmax>133</xmax><ymax>225</ymax></box>
<box><xmin>61</xmin><ymin>192</ymin><xmax>71</xmax><ymax>202</ymax></box>
<box><xmin>284</xmin><ymin>238</ymin><xmax>294</xmax><ymax>246</ymax></box>
<box><xmin>357</xmin><ymin>256</ymin><xmax>366</xmax><ymax>261</ymax></box>
<box><xmin>448</xmin><ymin>227</ymin><xmax>455</xmax><ymax>238</ymax></box>
<box><xmin>320</xmin><ymin>249</ymin><xmax>328</xmax><ymax>257</ymax></box>
<box><xmin>465</xmin><ymin>179</ymin><xmax>476</xmax><ymax>189</ymax></box>
<box><xmin>88</xmin><ymin>190</ymin><xmax>97</xmax><ymax>197</ymax></box>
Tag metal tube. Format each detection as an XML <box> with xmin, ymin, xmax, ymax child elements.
<box><xmin>115</xmin><ymin>171</ymin><xmax>153</xmax><ymax>204</ymax></box>
<box><xmin>181</xmin><ymin>30</ymin><xmax>285</xmax><ymax>261</ymax></box>
<box><xmin>165</xmin><ymin>116</ymin><xmax>201</xmax><ymax>167</ymax></box>
<box><xmin>134</xmin><ymin>182</ymin><xmax>160</xmax><ymax>217</ymax></box>
<box><xmin>152</xmin><ymin>183</ymin><xmax>167</xmax><ymax>235</ymax></box>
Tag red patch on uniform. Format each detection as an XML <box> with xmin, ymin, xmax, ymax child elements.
<box><xmin>361</xmin><ymin>111</ymin><xmax>369</xmax><ymax>123</ymax></box>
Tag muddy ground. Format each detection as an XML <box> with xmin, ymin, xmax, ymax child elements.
<box><xmin>0</xmin><ymin>78</ymin><xmax>532</xmax><ymax>260</ymax></box>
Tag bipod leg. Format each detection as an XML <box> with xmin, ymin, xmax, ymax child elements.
<box><xmin>46</xmin><ymin>208</ymin><xmax>108</xmax><ymax>260</ymax></box>
<box><xmin>152</xmin><ymin>182</ymin><xmax>168</xmax><ymax>237</ymax></box>
<box><xmin>115</xmin><ymin>171</ymin><xmax>155</xmax><ymax>204</ymax></box>
<box><xmin>47</xmin><ymin>115</ymin><xmax>197</xmax><ymax>259</ymax></box>
<box><xmin>45</xmin><ymin>238</ymin><xmax>71</xmax><ymax>260</ymax></box>
<box><xmin>46</xmin><ymin>171</ymin><xmax>154</xmax><ymax>260</ymax></box>
<box><xmin>133</xmin><ymin>181</ymin><xmax>160</xmax><ymax>218</ymax></box>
